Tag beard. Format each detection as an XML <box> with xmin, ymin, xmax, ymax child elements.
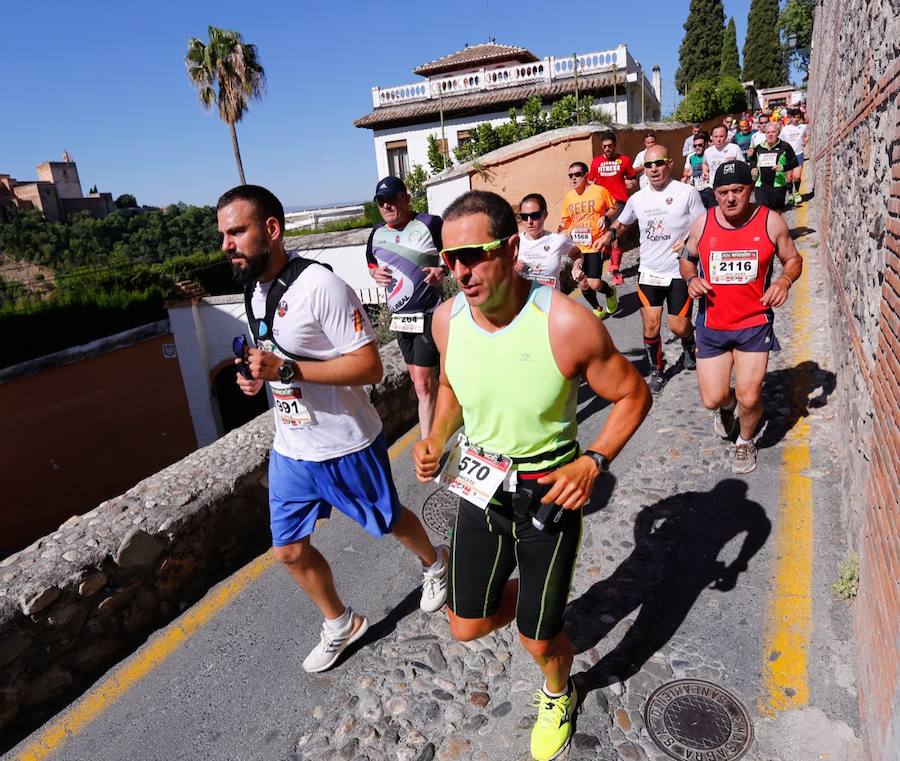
<box><xmin>230</xmin><ymin>246</ymin><xmax>272</xmax><ymax>287</ymax></box>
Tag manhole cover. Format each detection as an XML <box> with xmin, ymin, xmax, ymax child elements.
<box><xmin>644</xmin><ymin>679</ymin><xmax>753</xmax><ymax>761</ymax></box>
<box><xmin>421</xmin><ymin>488</ymin><xmax>457</xmax><ymax>539</ymax></box>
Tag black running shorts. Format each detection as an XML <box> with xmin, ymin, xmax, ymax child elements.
<box><xmin>637</xmin><ymin>277</ymin><xmax>693</xmax><ymax>318</ymax></box>
<box><xmin>447</xmin><ymin>484</ymin><xmax>582</xmax><ymax>641</ymax></box>
<box><xmin>395</xmin><ymin>313</ymin><xmax>439</xmax><ymax>367</ymax></box>
<box><xmin>582</xmin><ymin>252</ymin><xmax>605</xmax><ymax>279</ymax></box>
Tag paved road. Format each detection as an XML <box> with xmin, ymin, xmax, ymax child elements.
<box><xmin>6</xmin><ymin>205</ymin><xmax>864</xmax><ymax>761</ymax></box>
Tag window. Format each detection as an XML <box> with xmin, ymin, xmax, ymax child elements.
<box><xmin>386</xmin><ymin>140</ymin><xmax>409</xmax><ymax>179</ymax></box>
<box><xmin>456</xmin><ymin>130</ymin><xmax>472</xmax><ymax>147</ymax></box>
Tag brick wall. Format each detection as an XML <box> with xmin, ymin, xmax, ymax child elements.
<box><xmin>807</xmin><ymin>2</ymin><xmax>900</xmax><ymax>759</ymax></box>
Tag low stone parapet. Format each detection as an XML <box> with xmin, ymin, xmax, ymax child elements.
<box><xmin>0</xmin><ymin>340</ymin><xmax>416</xmax><ymax>742</ymax></box>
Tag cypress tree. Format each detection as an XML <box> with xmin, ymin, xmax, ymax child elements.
<box><xmin>675</xmin><ymin>0</ymin><xmax>726</xmax><ymax>95</ymax></box>
<box><xmin>742</xmin><ymin>0</ymin><xmax>786</xmax><ymax>88</ymax></box>
<box><xmin>720</xmin><ymin>17</ymin><xmax>741</xmax><ymax>80</ymax></box>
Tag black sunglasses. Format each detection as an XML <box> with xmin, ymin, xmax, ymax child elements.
<box><xmin>568</xmin><ymin>171</ymin><xmax>585</xmax><ymax>178</ymax></box>
<box><xmin>643</xmin><ymin>159</ymin><xmax>670</xmax><ymax>168</ymax></box>
<box><xmin>518</xmin><ymin>211</ymin><xmax>545</xmax><ymax>221</ymax></box>
<box><xmin>374</xmin><ymin>195</ymin><xmax>399</xmax><ymax>208</ymax></box>
<box><xmin>232</xmin><ymin>335</ymin><xmax>254</xmax><ymax>379</ymax></box>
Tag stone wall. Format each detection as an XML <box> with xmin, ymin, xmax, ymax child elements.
<box><xmin>806</xmin><ymin>2</ymin><xmax>900</xmax><ymax>759</ymax></box>
<box><xmin>0</xmin><ymin>341</ymin><xmax>416</xmax><ymax>745</ymax></box>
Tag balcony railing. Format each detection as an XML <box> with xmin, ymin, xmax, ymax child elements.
<box><xmin>372</xmin><ymin>46</ymin><xmax>629</xmax><ymax>109</ymax></box>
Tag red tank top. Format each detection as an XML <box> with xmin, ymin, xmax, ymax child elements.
<box><xmin>697</xmin><ymin>206</ymin><xmax>775</xmax><ymax>330</ymax></box>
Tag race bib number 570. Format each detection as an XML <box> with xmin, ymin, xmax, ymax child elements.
<box><xmin>436</xmin><ymin>435</ymin><xmax>513</xmax><ymax>510</ymax></box>
<box><xmin>709</xmin><ymin>250</ymin><xmax>759</xmax><ymax>284</ymax></box>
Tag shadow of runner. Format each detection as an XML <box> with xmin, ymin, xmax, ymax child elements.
<box><xmin>757</xmin><ymin>360</ymin><xmax>836</xmax><ymax>449</ymax></box>
<box><xmin>565</xmin><ymin>479</ymin><xmax>771</xmax><ymax>694</ymax></box>
<box><xmin>334</xmin><ymin>585</ymin><xmax>423</xmax><ymax>667</ymax></box>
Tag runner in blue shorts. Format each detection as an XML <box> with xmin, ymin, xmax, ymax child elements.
<box><xmin>218</xmin><ymin>184</ymin><xmax>449</xmax><ymax>673</ymax></box>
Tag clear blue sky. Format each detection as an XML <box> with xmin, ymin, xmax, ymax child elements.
<box><xmin>2</xmin><ymin>1</ymin><xmax>752</xmax><ymax>209</ymax></box>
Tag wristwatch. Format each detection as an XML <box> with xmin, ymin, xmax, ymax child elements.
<box><xmin>278</xmin><ymin>360</ymin><xmax>297</xmax><ymax>384</ymax></box>
<box><xmin>583</xmin><ymin>449</ymin><xmax>611</xmax><ymax>474</ymax></box>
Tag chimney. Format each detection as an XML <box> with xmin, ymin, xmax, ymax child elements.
<box><xmin>652</xmin><ymin>65</ymin><xmax>662</xmax><ymax>105</ymax></box>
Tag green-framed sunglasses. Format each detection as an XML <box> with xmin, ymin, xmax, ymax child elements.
<box><xmin>440</xmin><ymin>236</ymin><xmax>510</xmax><ymax>268</ymax></box>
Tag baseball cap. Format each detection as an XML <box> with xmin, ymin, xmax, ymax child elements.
<box><xmin>374</xmin><ymin>176</ymin><xmax>407</xmax><ymax>200</ymax></box>
<box><xmin>713</xmin><ymin>160</ymin><xmax>753</xmax><ymax>187</ymax></box>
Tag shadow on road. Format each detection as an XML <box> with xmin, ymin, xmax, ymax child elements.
<box><xmin>757</xmin><ymin>360</ymin><xmax>836</xmax><ymax>449</ymax></box>
<box><xmin>565</xmin><ymin>479</ymin><xmax>771</xmax><ymax>694</ymax></box>
<box><xmin>340</xmin><ymin>585</ymin><xmax>423</xmax><ymax>665</ymax></box>
<box><xmin>611</xmin><ymin>289</ymin><xmax>641</xmax><ymax>320</ymax></box>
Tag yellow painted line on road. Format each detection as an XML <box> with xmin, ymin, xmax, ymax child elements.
<box><xmin>14</xmin><ymin>424</ymin><xmax>421</xmax><ymax>760</ymax></box>
<box><xmin>759</xmin><ymin>195</ymin><xmax>814</xmax><ymax>718</ymax></box>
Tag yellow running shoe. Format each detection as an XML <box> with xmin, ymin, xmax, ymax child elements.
<box><xmin>530</xmin><ymin>680</ymin><xmax>577</xmax><ymax>760</ymax></box>
<box><xmin>604</xmin><ymin>285</ymin><xmax>619</xmax><ymax>317</ymax></box>
<box><xmin>592</xmin><ymin>308</ymin><xmax>609</xmax><ymax>321</ymax></box>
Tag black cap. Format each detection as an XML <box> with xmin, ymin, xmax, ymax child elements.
<box><xmin>373</xmin><ymin>176</ymin><xmax>407</xmax><ymax>200</ymax></box>
<box><xmin>713</xmin><ymin>160</ymin><xmax>753</xmax><ymax>188</ymax></box>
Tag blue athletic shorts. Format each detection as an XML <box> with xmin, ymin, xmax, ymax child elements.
<box><xmin>268</xmin><ymin>433</ymin><xmax>402</xmax><ymax>546</ymax></box>
<box><xmin>695</xmin><ymin>312</ymin><xmax>781</xmax><ymax>358</ymax></box>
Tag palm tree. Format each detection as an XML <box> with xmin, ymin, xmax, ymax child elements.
<box><xmin>185</xmin><ymin>26</ymin><xmax>266</xmax><ymax>185</ymax></box>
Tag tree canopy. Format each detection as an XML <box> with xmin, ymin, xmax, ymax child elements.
<box><xmin>720</xmin><ymin>18</ymin><xmax>741</xmax><ymax>80</ymax></box>
<box><xmin>675</xmin><ymin>0</ymin><xmax>726</xmax><ymax>95</ymax></box>
<box><xmin>185</xmin><ymin>27</ymin><xmax>266</xmax><ymax>184</ymax></box>
<box><xmin>780</xmin><ymin>0</ymin><xmax>815</xmax><ymax>81</ymax></box>
<box><xmin>743</xmin><ymin>0</ymin><xmax>786</xmax><ymax>88</ymax></box>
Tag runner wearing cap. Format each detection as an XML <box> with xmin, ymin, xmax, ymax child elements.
<box><xmin>598</xmin><ymin>144</ymin><xmax>705</xmax><ymax>394</ymax></box>
<box><xmin>413</xmin><ymin>190</ymin><xmax>650</xmax><ymax>761</ymax></box>
<box><xmin>679</xmin><ymin>161</ymin><xmax>803</xmax><ymax>473</ymax></box>
<box><xmin>366</xmin><ymin>176</ymin><xmax>444</xmax><ymax>436</ymax></box>
<box><xmin>559</xmin><ymin>161</ymin><xmax>620</xmax><ymax>318</ymax></box>
<box><xmin>516</xmin><ymin>192</ymin><xmax>582</xmax><ymax>289</ymax></box>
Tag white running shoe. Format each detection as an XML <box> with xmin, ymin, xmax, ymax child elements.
<box><xmin>302</xmin><ymin>610</ymin><xmax>369</xmax><ymax>673</ymax></box>
<box><xmin>420</xmin><ymin>544</ymin><xmax>449</xmax><ymax>613</ymax></box>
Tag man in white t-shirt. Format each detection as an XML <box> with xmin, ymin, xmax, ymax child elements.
<box><xmin>515</xmin><ymin>192</ymin><xmax>581</xmax><ymax>289</ymax></box>
<box><xmin>779</xmin><ymin>109</ymin><xmax>809</xmax><ymax>205</ymax></box>
<box><xmin>633</xmin><ymin>131</ymin><xmax>657</xmax><ymax>190</ymax></box>
<box><xmin>703</xmin><ymin>125</ymin><xmax>744</xmax><ymax>186</ymax></box>
<box><xmin>597</xmin><ymin>144</ymin><xmax>705</xmax><ymax>394</ymax></box>
<box><xmin>218</xmin><ymin>184</ymin><xmax>449</xmax><ymax>674</ymax></box>
<box><xmin>682</xmin><ymin>123</ymin><xmax>702</xmax><ymax>157</ymax></box>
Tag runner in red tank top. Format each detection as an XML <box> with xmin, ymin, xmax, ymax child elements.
<box><xmin>679</xmin><ymin>160</ymin><xmax>803</xmax><ymax>474</ymax></box>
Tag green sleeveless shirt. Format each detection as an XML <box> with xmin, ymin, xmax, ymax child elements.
<box><xmin>445</xmin><ymin>284</ymin><xmax>578</xmax><ymax>472</ymax></box>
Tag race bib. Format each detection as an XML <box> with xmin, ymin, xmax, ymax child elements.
<box><xmin>757</xmin><ymin>152</ymin><xmax>777</xmax><ymax>168</ymax></box>
<box><xmin>709</xmin><ymin>250</ymin><xmax>759</xmax><ymax>284</ymax></box>
<box><xmin>271</xmin><ymin>382</ymin><xmax>314</xmax><ymax>428</ymax></box>
<box><xmin>436</xmin><ymin>434</ymin><xmax>514</xmax><ymax>510</ymax></box>
<box><xmin>390</xmin><ymin>312</ymin><xmax>425</xmax><ymax>334</ymax></box>
<box><xmin>639</xmin><ymin>271</ymin><xmax>673</xmax><ymax>287</ymax></box>
<box><xmin>692</xmin><ymin>176</ymin><xmax>711</xmax><ymax>190</ymax></box>
<box><xmin>522</xmin><ymin>271</ymin><xmax>558</xmax><ymax>287</ymax></box>
<box><xmin>571</xmin><ymin>227</ymin><xmax>592</xmax><ymax>246</ymax></box>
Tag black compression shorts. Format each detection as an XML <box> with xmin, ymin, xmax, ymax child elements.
<box><xmin>447</xmin><ymin>483</ymin><xmax>582</xmax><ymax>641</ymax></box>
<box><xmin>637</xmin><ymin>277</ymin><xmax>693</xmax><ymax>317</ymax></box>
<box><xmin>396</xmin><ymin>313</ymin><xmax>439</xmax><ymax>367</ymax></box>
<box><xmin>582</xmin><ymin>252</ymin><xmax>605</xmax><ymax>279</ymax></box>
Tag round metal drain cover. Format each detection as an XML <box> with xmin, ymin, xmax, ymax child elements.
<box><xmin>644</xmin><ymin>679</ymin><xmax>753</xmax><ymax>760</ymax></box>
<box><xmin>421</xmin><ymin>488</ymin><xmax>457</xmax><ymax>538</ymax></box>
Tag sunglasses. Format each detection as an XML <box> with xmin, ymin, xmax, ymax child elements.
<box><xmin>374</xmin><ymin>196</ymin><xmax>398</xmax><ymax>208</ymax></box>
<box><xmin>232</xmin><ymin>335</ymin><xmax>254</xmax><ymax>379</ymax></box>
<box><xmin>568</xmin><ymin>171</ymin><xmax>585</xmax><ymax>178</ymax></box>
<box><xmin>518</xmin><ymin>211</ymin><xmax>545</xmax><ymax>221</ymax></box>
<box><xmin>643</xmin><ymin>159</ymin><xmax>669</xmax><ymax>168</ymax></box>
<box><xmin>440</xmin><ymin>237</ymin><xmax>509</xmax><ymax>268</ymax></box>
<box><xmin>693</xmin><ymin>143</ymin><xmax>706</xmax><ymax>148</ymax></box>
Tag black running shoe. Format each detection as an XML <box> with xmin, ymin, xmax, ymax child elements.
<box><xmin>648</xmin><ymin>369</ymin><xmax>667</xmax><ymax>394</ymax></box>
<box><xmin>681</xmin><ymin>341</ymin><xmax>697</xmax><ymax>370</ymax></box>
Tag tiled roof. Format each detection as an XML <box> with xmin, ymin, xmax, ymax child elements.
<box><xmin>355</xmin><ymin>73</ymin><xmax>618</xmax><ymax>130</ymax></box>
<box><xmin>413</xmin><ymin>43</ymin><xmax>539</xmax><ymax>76</ymax></box>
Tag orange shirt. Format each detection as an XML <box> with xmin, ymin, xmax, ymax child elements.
<box><xmin>559</xmin><ymin>184</ymin><xmax>616</xmax><ymax>252</ymax></box>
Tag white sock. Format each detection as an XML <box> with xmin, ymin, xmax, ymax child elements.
<box><xmin>542</xmin><ymin>680</ymin><xmax>570</xmax><ymax>698</ymax></box>
<box><xmin>424</xmin><ymin>548</ymin><xmax>445</xmax><ymax>574</ymax></box>
<box><xmin>325</xmin><ymin>607</ymin><xmax>351</xmax><ymax>632</ymax></box>
<box><xmin>736</xmin><ymin>435</ymin><xmax>753</xmax><ymax>446</ymax></box>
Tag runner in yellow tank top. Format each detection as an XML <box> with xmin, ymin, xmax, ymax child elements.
<box><xmin>413</xmin><ymin>191</ymin><xmax>651</xmax><ymax>761</ymax></box>
<box><xmin>558</xmin><ymin>161</ymin><xmax>619</xmax><ymax>319</ymax></box>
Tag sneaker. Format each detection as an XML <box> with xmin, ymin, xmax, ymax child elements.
<box><xmin>420</xmin><ymin>544</ymin><xmax>449</xmax><ymax>612</ymax></box>
<box><xmin>794</xmin><ymin>192</ymin><xmax>803</xmax><ymax>205</ymax></box>
<box><xmin>681</xmin><ymin>342</ymin><xmax>697</xmax><ymax>370</ymax></box>
<box><xmin>531</xmin><ymin>680</ymin><xmax>578</xmax><ymax>761</ymax></box>
<box><xmin>610</xmin><ymin>270</ymin><xmax>624</xmax><ymax>286</ymax></box>
<box><xmin>732</xmin><ymin>442</ymin><xmax>758</xmax><ymax>474</ymax></box>
<box><xmin>302</xmin><ymin>611</ymin><xmax>369</xmax><ymax>673</ymax></box>
<box><xmin>592</xmin><ymin>308</ymin><xmax>609</xmax><ymax>321</ymax></box>
<box><xmin>604</xmin><ymin>285</ymin><xmax>619</xmax><ymax>317</ymax></box>
<box><xmin>648</xmin><ymin>368</ymin><xmax>667</xmax><ymax>394</ymax></box>
<box><xmin>714</xmin><ymin>404</ymin><xmax>737</xmax><ymax>438</ymax></box>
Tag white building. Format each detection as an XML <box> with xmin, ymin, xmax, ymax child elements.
<box><xmin>355</xmin><ymin>42</ymin><xmax>662</xmax><ymax>180</ymax></box>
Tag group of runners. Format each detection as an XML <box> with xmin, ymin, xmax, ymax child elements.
<box><xmin>217</xmin><ymin>114</ymin><xmax>803</xmax><ymax>760</ymax></box>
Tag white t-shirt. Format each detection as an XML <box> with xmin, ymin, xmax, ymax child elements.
<box><xmin>750</xmin><ymin>131</ymin><xmax>768</xmax><ymax>149</ymax></box>
<box><xmin>703</xmin><ymin>143</ymin><xmax>744</xmax><ymax>183</ymax></box>
<box><xmin>779</xmin><ymin>123</ymin><xmax>808</xmax><ymax>155</ymax></box>
<box><xmin>618</xmin><ymin>179</ymin><xmax>705</xmax><ymax>279</ymax></box>
<box><xmin>250</xmin><ymin>260</ymin><xmax>382</xmax><ymax>462</ymax></box>
<box><xmin>634</xmin><ymin>149</ymin><xmax>650</xmax><ymax>188</ymax></box>
<box><xmin>682</xmin><ymin>134</ymin><xmax>696</xmax><ymax>157</ymax></box>
<box><xmin>517</xmin><ymin>232</ymin><xmax>575</xmax><ymax>288</ymax></box>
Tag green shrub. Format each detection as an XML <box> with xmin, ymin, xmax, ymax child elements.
<box><xmin>831</xmin><ymin>554</ymin><xmax>859</xmax><ymax>603</ymax></box>
<box><xmin>716</xmin><ymin>76</ymin><xmax>748</xmax><ymax>114</ymax></box>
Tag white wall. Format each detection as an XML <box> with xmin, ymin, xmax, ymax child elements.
<box><xmin>426</xmin><ymin>174</ymin><xmax>471</xmax><ymax>217</ymax></box>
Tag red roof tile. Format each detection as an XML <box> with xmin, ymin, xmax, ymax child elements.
<box><xmin>413</xmin><ymin>43</ymin><xmax>539</xmax><ymax>76</ymax></box>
